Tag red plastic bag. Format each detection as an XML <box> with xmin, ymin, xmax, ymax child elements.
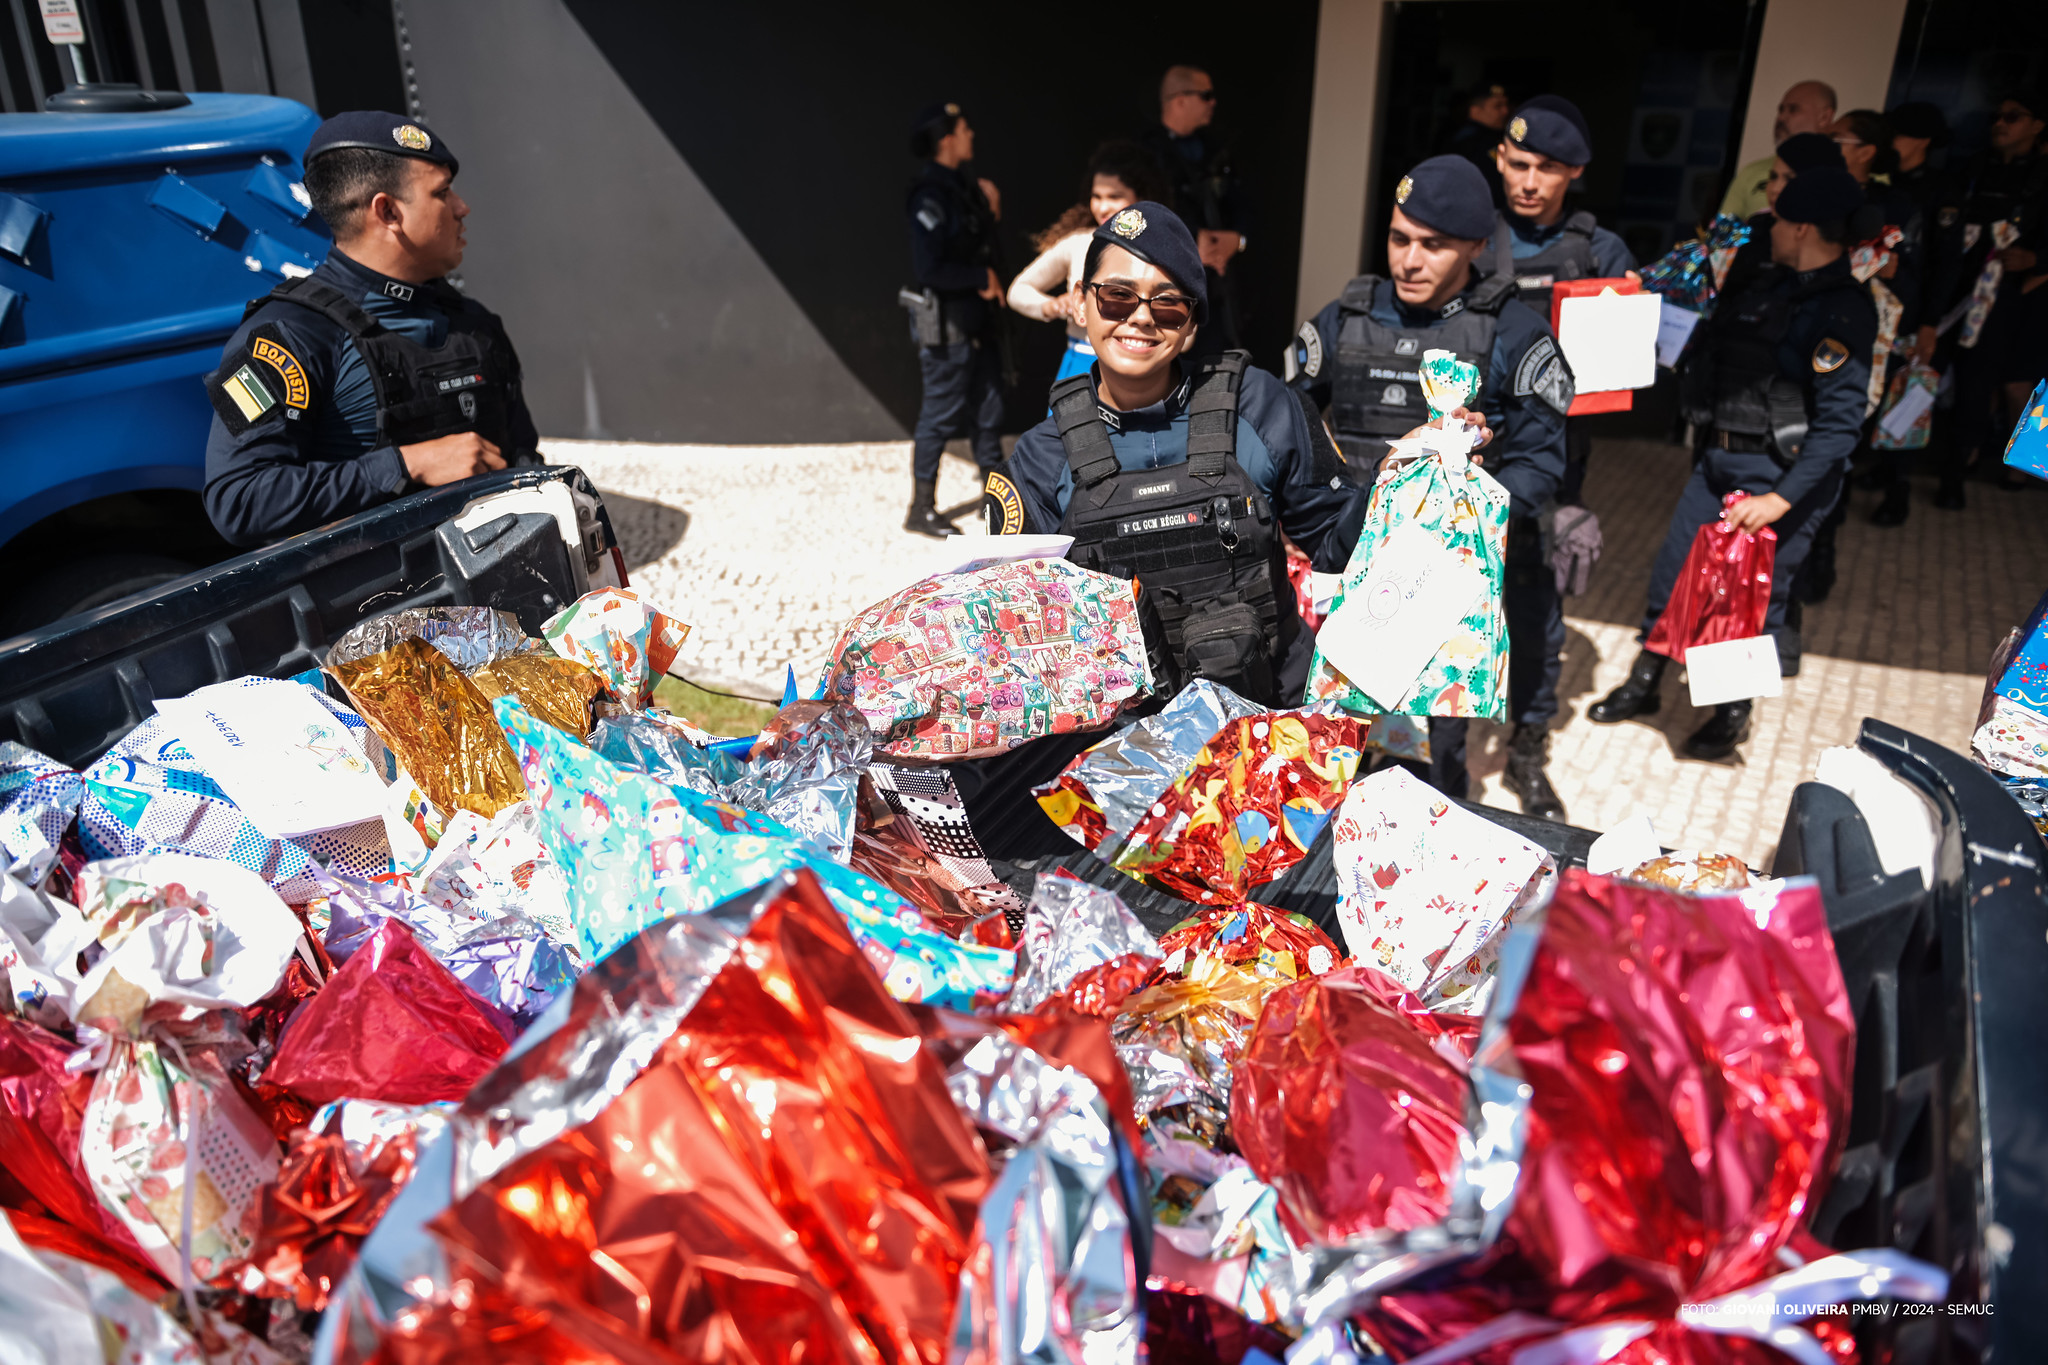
<box><xmin>1643</xmin><ymin>491</ymin><xmax>1777</xmax><ymax>661</ymax></box>
<box><xmin>263</xmin><ymin>918</ymin><xmax>517</xmax><ymax>1106</ymax></box>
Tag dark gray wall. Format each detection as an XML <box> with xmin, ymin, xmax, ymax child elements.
<box><xmin>403</xmin><ymin>0</ymin><xmax>902</xmax><ymax>442</ymax></box>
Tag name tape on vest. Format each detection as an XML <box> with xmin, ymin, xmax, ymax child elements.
<box><xmin>1116</xmin><ymin>510</ymin><xmax>1202</xmax><ymax>538</ymax></box>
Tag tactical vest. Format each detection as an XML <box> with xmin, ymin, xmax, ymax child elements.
<box><xmin>1051</xmin><ymin>351</ymin><xmax>1294</xmax><ymax>706</ymax></box>
<box><xmin>1681</xmin><ymin>265</ymin><xmax>1864</xmax><ymax>465</ymax></box>
<box><xmin>1472</xmin><ymin>210</ymin><xmax>1599</xmax><ymax>320</ymax></box>
<box><xmin>1329</xmin><ymin>247</ymin><xmax>1516</xmax><ymax>459</ymax></box>
<box><xmin>243</xmin><ymin>275</ymin><xmax>522</xmax><ymax>450</ymax></box>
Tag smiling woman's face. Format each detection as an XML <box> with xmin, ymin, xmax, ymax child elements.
<box><xmin>1082</xmin><ymin>244</ymin><xmax>1197</xmax><ymax>384</ymax></box>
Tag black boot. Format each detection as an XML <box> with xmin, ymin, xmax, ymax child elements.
<box><xmin>1504</xmin><ymin>724</ymin><xmax>1567</xmax><ymax>822</ymax></box>
<box><xmin>1776</xmin><ymin>599</ymin><xmax>1802</xmax><ymax>677</ymax></box>
<box><xmin>1588</xmin><ymin>651</ymin><xmax>1666</xmax><ymax>723</ymax></box>
<box><xmin>903</xmin><ymin>477</ymin><xmax>955</xmax><ymax>539</ymax></box>
<box><xmin>1933</xmin><ymin>476</ymin><xmax>1965</xmax><ymax>510</ymax></box>
<box><xmin>1871</xmin><ymin>482</ymin><xmax>1910</xmax><ymax>527</ymax></box>
<box><xmin>1684</xmin><ymin>700</ymin><xmax>1752</xmax><ymax>760</ymax></box>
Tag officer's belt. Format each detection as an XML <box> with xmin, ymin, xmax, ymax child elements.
<box><xmin>1712</xmin><ymin>429</ymin><xmax>1773</xmax><ymax>454</ymax></box>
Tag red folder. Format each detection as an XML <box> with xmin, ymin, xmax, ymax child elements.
<box><xmin>1549</xmin><ymin>276</ymin><xmax>1639</xmax><ymax>415</ymax></box>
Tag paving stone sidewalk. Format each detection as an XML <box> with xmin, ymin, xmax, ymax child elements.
<box><xmin>552</xmin><ymin>435</ymin><xmax>2047</xmax><ymax>867</ymax></box>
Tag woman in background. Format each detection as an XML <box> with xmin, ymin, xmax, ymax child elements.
<box><xmin>1008</xmin><ymin>141</ymin><xmax>1172</xmax><ymax>382</ymax></box>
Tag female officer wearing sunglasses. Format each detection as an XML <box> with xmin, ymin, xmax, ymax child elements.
<box><xmin>985</xmin><ymin>201</ymin><xmax>1402</xmax><ymax>708</ymax></box>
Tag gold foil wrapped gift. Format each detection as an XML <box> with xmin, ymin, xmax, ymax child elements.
<box><xmin>469</xmin><ymin>655</ymin><xmax>605</xmax><ymax>740</ymax></box>
<box><xmin>331</xmin><ymin>637</ymin><xmax>526</xmax><ymax>819</ymax></box>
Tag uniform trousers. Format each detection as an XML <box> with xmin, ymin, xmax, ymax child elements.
<box><xmin>1638</xmin><ymin>448</ymin><xmax>1843</xmax><ymax>651</ymax></box>
<box><xmin>913</xmin><ymin>338</ymin><xmax>1005</xmax><ymax>479</ymax></box>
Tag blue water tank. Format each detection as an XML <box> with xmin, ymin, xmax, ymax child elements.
<box><xmin>0</xmin><ymin>93</ymin><xmax>330</xmax><ymax>557</ymax></box>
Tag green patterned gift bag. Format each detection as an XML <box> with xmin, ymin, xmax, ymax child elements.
<box><xmin>1304</xmin><ymin>418</ymin><xmax>1509</xmax><ymax>721</ymax></box>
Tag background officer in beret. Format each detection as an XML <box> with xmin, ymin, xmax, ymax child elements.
<box><xmin>902</xmin><ymin>101</ymin><xmax>1007</xmax><ymax>539</ymax></box>
<box><xmin>990</xmin><ymin>201</ymin><xmax>1360</xmax><ymax>706</ymax></box>
<box><xmin>203</xmin><ymin>112</ymin><xmax>537</xmax><ymax>547</ymax></box>
<box><xmin>1288</xmin><ymin>155</ymin><xmax>1576</xmax><ymax>821</ymax></box>
<box><xmin>1474</xmin><ymin>95</ymin><xmax>1637</xmax><ymax>507</ymax></box>
<box><xmin>1591</xmin><ymin>167</ymin><xmax>1877</xmax><ymax>759</ymax></box>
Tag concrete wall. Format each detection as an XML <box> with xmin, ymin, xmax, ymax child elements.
<box><xmin>1295</xmin><ymin>0</ymin><xmax>1389</xmax><ymax>323</ymax></box>
<box><xmin>1735</xmin><ymin>0</ymin><xmax>1913</xmax><ymax>167</ymax></box>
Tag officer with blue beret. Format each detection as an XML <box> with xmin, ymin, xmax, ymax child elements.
<box><xmin>1591</xmin><ymin>166</ymin><xmax>1877</xmax><ymax>758</ymax></box>
<box><xmin>901</xmin><ymin>101</ymin><xmax>1007</xmax><ymax>538</ymax></box>
<box><xmin>203</xmin><ymin>112</ymin><xmax>538</xmax><ymax>547</ymax></box>
<box><xmin>1287</xmin><ymin>154</ymin><xmax>1575</xmax><ymax>819</ymax></box>
<box><xmin>1475</xmin><ymin>96</ymin><xmax>1638</xmax><ymax>508</ymax></box>
<box><xmin>987</xmin><ymin>201</ymin><xmax>1365</xmax><ymax>706</ymax></box>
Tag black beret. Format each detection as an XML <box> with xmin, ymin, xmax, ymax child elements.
<box><xmin>2004</xmin><ymin>89</ymin><xmax>2047</xmax><ymax>121</ymax></box>
<box><xmin>1887</xmin><ymin>100</ymin><xmax>1949</xmax><ymax>143</ymax></box>
<box><xmin>1391</xmin><ymin>154</ymin><xmax>1496</xmax><ymax>240</ymax></box>
<box><xmin>1775</xmin><ymin>166</ymin><xmax>1863</xmax><ymax>224</ymax></box>
<box><xmin>306</xmin><ymin>111</ymin><xmax>457</xmax><ymax>173</ymax></box>
<box><xmin>1089</xmin><ymin>201</ymin><xmax>1209</xmax><ymax>323</ymax></box>
<box><xmin>1506</xmin><ymin>94</ymin><xmax>1593</xmax><ymax>166</ymax></box>
<box><xmin>910</xmin><ymin>100</ymin><xmax>963</xmax><ymax>137</ymax></box>
<box><xmin>1775</xmin><ymin>132</ymin><xmax>1844</xmax><ymax>174</ymax></box>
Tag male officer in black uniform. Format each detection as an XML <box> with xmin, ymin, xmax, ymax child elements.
<box><xmin>1473</xmin><ymin>96</ymin><xmax>1636</xmax><ymax>507</ymax></box>
<box><xmin>203</xmin><ymin>112</ymin><xmax>537</xmax><ymax>547</ymax></box>
<box><xmin>986</xmin><ymin>201</ymin><xmax>1361</xmax><ymax>706</ymax></box>
<box><xmin>1287</xmin><ymin>155</ymin><xmax>1575</xmax><ymax>820</ymax></box>
<box><xmin>1590</xmin><ymin>168</ymin><xmax>1876</xmax><ymax>758</ymax></box>
<box><xmin>903</xmin><ymin>101</ymin><xmax>1006</xmax><ymax>539</ymax></box>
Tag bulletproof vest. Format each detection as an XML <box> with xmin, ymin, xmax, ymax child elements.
<box><xmin>1051</xmin><ymin>351</ymin><xmax>1295</xmax><ymax>706</ymax></box>
<box><xmin>1329</xmin><ymin>241</ymin><xmax>1516</xmax><ymax>457</ymax></box>
<box><xmin>1681</xmin><ymin>265</ymin><xmax>1860</xmax><ymax>463</ymax></box>
<box><xmin>1472</xmin><ymin>211</ymin><xmax>1598</xmax><ymax>320</ymax></box>
<box><xmin>245</xmin><ymin>275</ymin><xmax>521</xmax><ymax>449</ymax></box>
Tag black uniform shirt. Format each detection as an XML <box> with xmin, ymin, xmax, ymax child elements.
<box><xmin>906</xmin><ymin>161</ymin><xmax>998</xmax><ymax>335</ymax></box>
<box><xmin>202</xmin><ymin>250</ymin><xmax>538</xmax><ymax>547</ymax></box>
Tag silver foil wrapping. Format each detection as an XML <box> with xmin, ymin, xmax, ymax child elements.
<box><xmin>325</xmin><ymin>605</ymin><xmax>546</xmax><ymax>673</ymax></box>
<box><xmin>1036</xmin><ymin>679</ymin><xmax>1265</xmax><ymax>854</ymax></box>
<box><xmin>1007</xmin><ymin>873</ymin><xmax>1160</xmax><ymax>1013</ymax></box>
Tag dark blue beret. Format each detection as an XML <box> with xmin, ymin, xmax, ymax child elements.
<box><xmin>306</xmin><ymin>111</ymin><xmax>457</xmax><ymax>172</ymax></box>
<box><xmin>1775</xmin><ymin>132</ymin><xmax>1843</xmax><ymax>174</ymax></box>
<box><xmin>1775</xmin><ymin>166</ymin><xmax>1863</xmax><ymax>224</ymax></box>
<box><xmin>911</xmin><ymin>100</ymin><xmax>963</xmax><ymax>137</ymax></box>
<box><xmin>1088</xmin><ymin>200</ymin><xmax>1209</xmax><ymax>323</ymax></box>
<box><xmin>1506</xmin><ymin>95</ymin><xmax>1593</xmax><ymax>166</ymax></box>
<box><xmin>1887</xmin><ymin>100</ymin><xmax>1948</xmax><ymax>143</ymax></box>
<box><xmin>1391</xmin><ymin>154</ymin><xmax>1496</xmax><ymax>240</ymax></box>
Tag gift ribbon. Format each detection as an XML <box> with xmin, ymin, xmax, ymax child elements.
<box><xmin>1285</xmin><ymin>1248</ymin><xmax>1949</xmax><ymax>1365</ymax></box>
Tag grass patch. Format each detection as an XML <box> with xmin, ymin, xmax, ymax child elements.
<box><xmin>652</xmin><ymin>675</ymin><xmax>778</xmax><ymax>738</ymax></box>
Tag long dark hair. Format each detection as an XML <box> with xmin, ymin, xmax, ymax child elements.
<box><xmin>1032</xmin><ymin>140</ymin><xmax>1174</xmax><ymax>251</ymax></box>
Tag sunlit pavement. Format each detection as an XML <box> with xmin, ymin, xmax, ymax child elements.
<box><xmin>555</xmin><ymin>434</ymin><xmax>2045</xmax><ymax>866</ymax></box>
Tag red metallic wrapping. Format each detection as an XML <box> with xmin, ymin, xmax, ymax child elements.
<box><xmin>418</xmin><ymin>871</ymin><xmax>992</xmax><ymax>1365</ymax></box>
<box><xmin>264</xmin><ymin>919</ymin><xmax>517</xmax><ymax>1107</ymax></box>
<box><xmin>1119</xmin><ymin>714</ymin><xmax>1365</xmax><ymax>903</ymax></box>
<box><xmin>1047</xmin><ymin>953</ymin><xmax>1158</xmax><ymax>1019</ymax></box>
<box><xmin>1642</xmin><ymin>493</ymin><xmax>1778</xmax><ymax>661</ymax></box>
<box><xmin>1231</xmin><ymin>966</ymin><xmax>1479</xmax><ymax>1245</ymax></box>
<box><xmin>1158</xmin><ymin>901</ymin><xmax>1343</xmax><ymax>981</ymax></box>
<box><xmin>1358</xmin><ymin>870</ymin><xmax>1856</xmax><ymax>1360</ymax></box>
<box><xmin>1143</xmin><ymin>1284</ymin><xmax>1297</xmax><ymax>1365</ymax></box>
<box><xmin>0</xmin><ymin>1016</ymin><xmax>163</xmax><ymax>1291</ymax></box>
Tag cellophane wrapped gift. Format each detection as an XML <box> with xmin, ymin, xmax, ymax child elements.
<box><xmin>325</xmin><ymin>605</ymin><xmax>547</xmax><ymax>675</ymax></box>
<box><xmin>1984</xmin><ymin>586</ymin><xmax>2048</xmax><ymax>715</ymax></box>
<box><xmin>78</xmin><ymin>686</ymin><xmax>394</xmax><ymax>903</ymax></box>
<box><xmin>389</xmin><ymin>871</ymin><xmax>996</xmax><ymax>1364</ymax></box>
<box><xmin>466</xmin><ymin>654</ymin><xmax>606</xmax><ymax>738</ymax></box>
<box><xmin>1307</xmin><ymin>426</ymin><xmax>1510</xmax><ymax>720</ymax></box>
<box><xmin>1113</xmin><ymin>712</ymin><xmax>1365</xmax><ymax>904</ymax></box>
<box><xmin>1231</xmin><ymin>965</ymin><xmax>1479</xmax><ymax>1247</ymax></box>
<box><xmin>819</xmin><ymin>557</ymin><xmax>1151</xmax><ymax>761</ymax></box>
<box><xmin>1638</xmin><ymin>214</ymin><xmax>1751</xmax><ymax>315</ymax></box>
<box><xmin>1036</xmin><ymin>679</ymin><xmax>1266</xmax><ymax>860</ymax></box>
<box><xmin>329</xmin><ymin>636</ymin><xmax>527</xmax><ymax>820</ymax></box>
<box><xmin>1329</xmin><ymin>767</ymin><xmax>1553</xmax><ymax>1015</ymax></box>
<box><xmin>1342</xmin><ymin>870</ymin><xmax>1872</xmax><ymax>1365</ymax></box>
<box><xmin>541</xmin><ymin>586</ymin><xmax>690</xmax><ymax>708</ymax></box>
<box><xmin>264</xmin><ymin>918</ymin><xmax>517</xmax><ymax>1106</ymax></box>
<box><xmin>503</xmin><ymin>698</ymin><xmax>1014</xmax><ymax>1008</ymax></box>
<box><xmin>1642</xmin><ymin>492</ymin><xmax>1777</xmax><ymax>661</ymax></box>
<box><xmin>1007</xmin><ymin>873</ymin><xmax>1161</xmax><ymax>1016</ymax></box>
<box><xmin>0</xmin><ymin>741</ymin><xmax>82</xmax><ymax>886</ymax></box>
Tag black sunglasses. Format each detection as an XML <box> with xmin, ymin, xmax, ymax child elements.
<box><xmin>1997</xmin><ymin>108</ymin><xmax>2037</xmax><ymax>123</ymax></box>
<box><xmin>1087</xmin><ymin>281</ymin><xmax>1196</xmax><ymax>330</ymax></box>
<box><xmin>1175</xmin><ymin>89</ymin><xmax>1217</xmax><ymax>102</ymax></box>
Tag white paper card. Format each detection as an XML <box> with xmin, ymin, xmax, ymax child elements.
<box><xmin>923</xmin><ymin>533</ymin><xmax>1074</xmax><ymax>579</ymax></box>
<box><xmin>1655</xmin><ymin>300</ymin><xmax>1703</xmax><ymax>369</ymax></box>
<box><xmin>1584</xmin><ymin>814</ymin><xmax>1662</xmax><ymax>876</ymax></box>
<box><xmin>154</xmin><ymin>680</ymin><xmax>388</xmax><ymax>839</ymax></box>
<box><xmin>1685</xmin><ymin>635</ymin><xmax>1784</xmax><ymax>707</ymax></box>
<box><xmin>1558</xmin><ymin>289</ymin><xmax>1661</xmax><ymax>392</ymax></box>
<box><xmin>1877</xmin><ymin>382</ymin><xmax>1936</xmax><ymax>442</ymax></box>
<box><xmin>1316</xmin><ymin>519</ymin><xmax>1488</xmax><ymax>710</ymax></box>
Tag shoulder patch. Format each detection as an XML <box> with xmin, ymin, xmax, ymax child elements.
<box><xmin>914</xmin><ymin>198</ymin><xmax>944</xmax><ymax>232</ymax></box>
<box><xmin>983</xmin><ymin>469</ymin><xmax>1024</xmax><ymax>535</ymax></box>
<box><xmin>1812</xmin><ymin>337</ymin><xmax>1849</xmax><ymax>373</ymax></box>
<box><xmin>1512</xmin><ymin>335</ymin><xmax>1574</xmax><ymax>414</ymax></box>
<box><xmin>1286</xmin><ymin>320</ymin><xmax>1323</xmax><ymax>383</ymax></box>
<box><xmin>248</xmin><ymin>331</ymin><xmax>309</xmax><ymax>412</ymax></box>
